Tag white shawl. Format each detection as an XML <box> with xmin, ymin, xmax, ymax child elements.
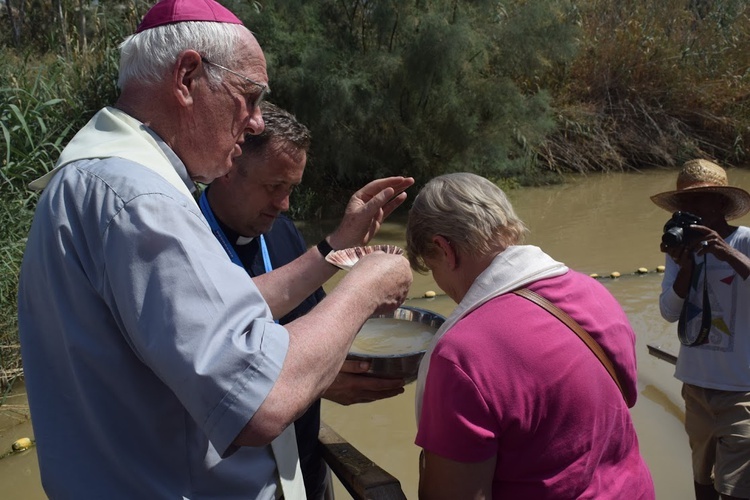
<box><xmin>415</xmin><ymin>245</ymin><xmax>568</xmax><ymax>422</ymax></box>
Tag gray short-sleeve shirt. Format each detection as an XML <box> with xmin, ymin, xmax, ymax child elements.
<box><xmin>18</xmin><ymin>155</ymin><xmax>289</xmax><ymax>499</ymax></box>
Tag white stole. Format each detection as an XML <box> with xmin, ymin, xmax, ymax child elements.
<box><xmin>271</xmin><ymin>426</ymin><xmax>306</xmax><ymax>499</ymax></box>
<box><xmin>29</xmin><ymin>106</ymin><xmax>195</xmax><ymax>205</ymax></box>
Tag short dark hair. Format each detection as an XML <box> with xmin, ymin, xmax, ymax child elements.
<box><xmin>242</xmin><ymin>102</ymin><xmax>311</xmax><ymax>156</ymax></box>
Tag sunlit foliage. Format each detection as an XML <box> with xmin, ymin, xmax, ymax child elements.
<box><xmin>543</xmin><ymin>0</ymin><xmax>750</xmax><ymax>171</ymax></box>
<box><xmin>242</xmin><ymin>0</ymin><xmax>578</xmax><ymax>198</ymax></box>
<box><xmin>2</xmin><ymin>0</ymin><xmax>750</xmax><ymax>384</ymax></box>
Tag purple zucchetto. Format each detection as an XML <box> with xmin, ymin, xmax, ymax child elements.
<box><xmin>136</xmin><ymin>0</ymin><xmax>243</xmax><ymax>33</ymax></box>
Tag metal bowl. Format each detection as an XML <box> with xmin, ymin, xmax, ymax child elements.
<box><xmin>347</xmin><ymin>306</ymin><xmax>445</xmax><ymax>383</ymax></box>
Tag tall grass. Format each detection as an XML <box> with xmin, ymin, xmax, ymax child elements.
<box><xmin>0</xmin><ymin>72</ymin><xmax>71</xmax><ymax>392</ymax></box>
<box><xmin>2</xmin><ymin>88</ymin><xmax>74</xmax><ymax>192</ymax></box>
<box><xmin>0</xmin><ymin>46</ymin><xmax>121</xmax><ymax>392</ymax></box>
<box><xmin>0</xmin><ymin>201</ymin><xmax>32</xmax><ymax>394</ymax></box>
<box><xmin>540</xmin><ymin>0</ymin><xmax>750</xmax><ymax>172</ymax></box>
<box><xmin>0</xmin><ymin>1</ymin><xmax>140</xmax><ymax>395</ymax></box>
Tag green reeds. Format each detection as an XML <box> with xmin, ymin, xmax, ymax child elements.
<box><xmin>0</xmin><ymin>61</ymin><xmax>90</xmax><ymax>393</ymax></box>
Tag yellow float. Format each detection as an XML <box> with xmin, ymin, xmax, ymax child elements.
<box><xmin>12</xmin><ymin>437</ymin><xmax>33</xmax><ymax>452</ymax></box>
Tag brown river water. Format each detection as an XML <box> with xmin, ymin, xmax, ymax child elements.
<box><xmin>4</xmin><ymin>168</ymin><xmax>750</xmax><ymax>498</ymax></box>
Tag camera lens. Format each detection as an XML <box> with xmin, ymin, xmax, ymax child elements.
<box><xmin>662</xmin><ymin>227</ymin><xmax>684</xmax><ymax>248</ymax></box>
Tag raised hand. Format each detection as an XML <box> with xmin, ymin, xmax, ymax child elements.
<box><xmin>328</xmin><ymin>176</ymin><xmax>415</xmax><ymax>250</ymax></box>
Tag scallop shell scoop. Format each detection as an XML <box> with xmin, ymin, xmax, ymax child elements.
<box><xmin>325</xmin><ymin>245</ymin><xmax>405</xmax><ymax>271</ymax></box>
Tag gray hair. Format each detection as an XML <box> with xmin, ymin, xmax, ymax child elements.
<box><xmin>406</xmin><ymin>172</ymin><xmax>528</xmax><ymax>273</ymax></box>
<box><xmin>118</xmin><ymin>21</ymin><xmax>247</xmax><ymax>89</ymax></box>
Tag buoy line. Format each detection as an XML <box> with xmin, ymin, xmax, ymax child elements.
<box><xmin>588</xmin><ymin>265</ymin><xmax>666</xmax><ymax>280</ymax></box>
<box><xmin>408</xmin><ymin>265</ymin><xmax>667</xmax><ymax>301</ymax></box>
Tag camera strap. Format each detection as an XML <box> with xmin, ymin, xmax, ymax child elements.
<box><xmin>678</xmin><ymin>253</ymin><xmax>712</xmax><ymax>347</ymax></box>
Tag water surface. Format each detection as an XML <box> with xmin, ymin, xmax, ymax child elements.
<box><xmin>320</xmin><ymin>168</ymin><xmax>750</xmax><ymax>500</ymax></box>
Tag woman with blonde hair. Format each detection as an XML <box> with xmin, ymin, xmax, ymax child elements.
<box><xmin>406</xmin><ymin>172</ymin><xmax>654</xmax><ymax>500</ymax></box>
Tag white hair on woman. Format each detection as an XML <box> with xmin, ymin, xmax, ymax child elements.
<box><xmin>406</xmin><ymin>172</ymin><xmax>528</xmax><ymax>272</ymax></box>
<box><xmin>118</xmin><ymin>21</ymin><xmax>246</xmax><ymax>89</ymax></box>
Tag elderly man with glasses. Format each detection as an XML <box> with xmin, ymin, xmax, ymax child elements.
<box><xmin>17</xmin><ymin>0</ymin><xmax>413</xmax><ymax>498</ymax></box>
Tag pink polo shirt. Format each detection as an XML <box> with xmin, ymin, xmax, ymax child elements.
<box><xmin>416</xmin><ymin>271</ymin><xmax>654</xmax><ymax>499</ymax></box>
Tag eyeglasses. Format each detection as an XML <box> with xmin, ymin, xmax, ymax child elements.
<box><xmin>201</xmin><ymin>56</ymin><xmax>268</xmax><ymax>110</ymax></box>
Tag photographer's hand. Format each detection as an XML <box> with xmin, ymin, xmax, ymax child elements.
<box><xmin>661</xmin><ymin>242</ymin><xmax>692</xmax><ymax>268</ymax></box>
<box><xmin>690</xmin><ymin>225</ymin><xmax>750</xmax><ymax>279</ymax></box>
<box><xmin>660</xmin><ymin>242</ymin><xmax>694</xmax><ymax>299</ymax></box>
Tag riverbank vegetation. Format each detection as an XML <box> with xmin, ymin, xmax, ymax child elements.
<box><xmin>2</xmin><ymin>0</ymin><xmax>750</xmax><ymax>390</ymax></box>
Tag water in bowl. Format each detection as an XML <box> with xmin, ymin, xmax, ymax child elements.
<box><xmin>350</xmin><ymin>318</ymin><xmax>436</xmax><ymax>356</ymax></box>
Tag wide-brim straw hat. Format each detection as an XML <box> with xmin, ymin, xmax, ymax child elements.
<box><xmin>650</xmin><ymin>159</ymin><xmax>750</xmax><ymax>220</ymax></box>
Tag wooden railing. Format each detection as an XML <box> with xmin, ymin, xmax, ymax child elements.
<box><xmin>646</xmin><ymin>344</ymin><xmax>678</xmax><ymax>365</ymax></box>
<box><xmin>318</xmin><ymin>421</ymin><xmax>407</xmax><ymax>500</ymax></box>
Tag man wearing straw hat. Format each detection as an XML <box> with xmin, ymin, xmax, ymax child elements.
<box><xmin>16</xmin><ymin>0</ymin><xmax>412</xmax><ymax>498</ymax></box>
<box><xmin>652</xmin><ymin>159</ymin><xmax>750</xmax><ymax>500</ymax></box>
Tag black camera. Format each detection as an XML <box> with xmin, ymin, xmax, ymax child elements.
<box><xmin>662</xmin><ymin>211</ymin><xmax>702</xmax><ymax>248</ymax></box>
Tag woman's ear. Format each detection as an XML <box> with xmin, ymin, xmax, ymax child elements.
<box><xmin>432</xmin><ymin>235</ymin><xmax>458</xmax><ymax>270</ymax></box>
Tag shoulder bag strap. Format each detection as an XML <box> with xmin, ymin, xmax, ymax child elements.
<box><xmin>512</xmin><ymin>288</ymin><xmax>627</xmax><ymax>402</ymax></box>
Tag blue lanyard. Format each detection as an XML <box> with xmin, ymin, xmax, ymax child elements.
<box><xmin>260</xmin><ymin>235</ymin><xmax>272</xmax><ymax>273</ymax></box>
<box><xmin>199</xmin><ymin>190</ymin><xmax>273</xmax><ymax>273</ymax></box>
<box><xmin>199</xmin><ymin>190</ymin><xmax>242</xmax><ymax>267</ymax></box>
<box><xmin>199</xmin><ymin>190</ymin><xmax>277</xmax><ymax>322</ymax></box>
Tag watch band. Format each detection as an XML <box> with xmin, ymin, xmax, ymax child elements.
<box><xmin>316</xmin><ymin>238</ymin><xmax>335</xmax><ymax>258</ymax></box>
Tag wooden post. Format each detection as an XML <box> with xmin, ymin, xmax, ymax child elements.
<box><xmin>647</xmin><ymin>344</ymin><xmax>678</xmax><ymax>365</ymax></box>
<box><xmin>318</xmin><ymin>421</ymin><xmax>407</xmax><ymax>500</ymax></box>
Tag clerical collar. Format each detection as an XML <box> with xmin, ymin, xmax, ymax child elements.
<box><xmin>198</xmin><ymin>189</ymin><xmax>274</xmax><ymax>279</ymax></box>
<box><xmin>236</xmin><ymin>235</ymin><xmax>255</xmax><ymax>246</ymax></box>
<box><xmin>211</xmin><ymin>217</ymin><xmax>254</xmax><ymax>247</ymax></box>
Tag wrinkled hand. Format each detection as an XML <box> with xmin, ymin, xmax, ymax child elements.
<box><xmin>661</xmin><ymin>224</ymin><xmax>742</xmax><ymax>268</ymax></box>
<box><xmin>323</xmin><ymin>360</ymin><xmax>406</xmax><ymax>405</ymax></box>
<box><xmin>348</xmin><ymin>252</ymin><xmax>412</xmax><ymax>315</ymax></box>
<box><xmin>328</xmin><ymin>176</ymin><xmax>415</xmax><ymax>250</ymax></box>
<box><xmin>689</xmin><ymin>225</ymin><xmax>737</xmax><ymax>262</ymax></box>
